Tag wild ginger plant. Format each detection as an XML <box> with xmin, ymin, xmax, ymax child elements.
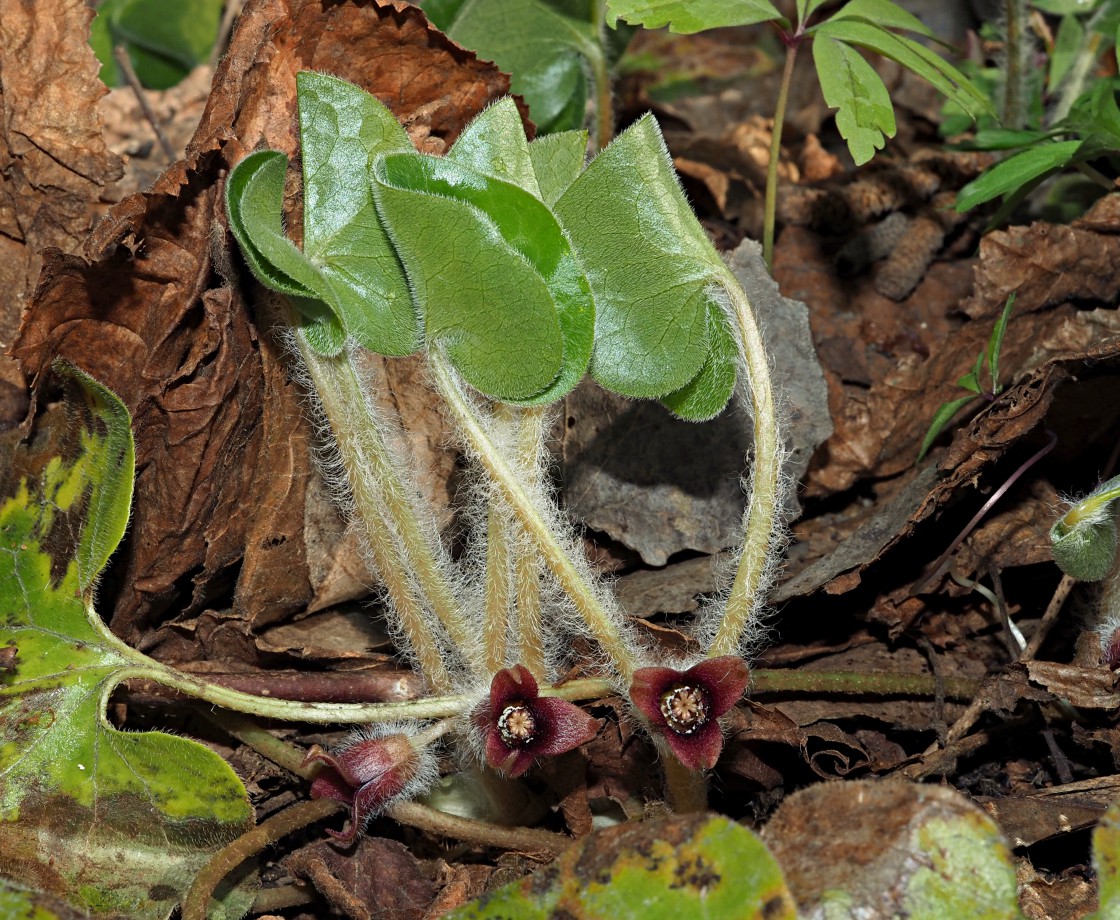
<box><xmin>224</xmin><ymin>71</ymin><xmax>788</xmax><ymax>816</ymax></box>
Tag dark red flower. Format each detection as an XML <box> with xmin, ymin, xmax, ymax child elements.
<box><xmin>302</xmin><ymin>732</ymin><xmax>421</xmax><ymax>844</ymax></box>
<box><xmin>474</xmin><ymin>664</ymin><xmax>600</xmax><ymax>777</ymax></box>
<box><xmin>629</xmin><ymin>656</ymin><xmax>749</xmax><ymax>771</ymax></box>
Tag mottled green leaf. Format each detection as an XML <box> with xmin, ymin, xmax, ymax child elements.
<box><xmin>1093</xmin><ymin>793</ymin><xmax>1120</xmax><ymax>919</ymax></box>
<box><xmin>553</xmin><ymin>115</ymin><xmax>728</xmax><ymax>400</ymax></box>
<box><xmin>0</xmin><ymin>365</ymin><xmax>253</xmax><ymax>919</ymax></box>
<box><xmin>955</xmin><ymin>141</ymin><xmax>1082</xmax><ymax>211</ymax></box>
<box><xmin>812</xmin><ymin>33</ymin><xmax>896</xmax><ymax>165</ymax></box>
<box><xmin>605</xmin><ymin>0</ymin><xmax>786</xmax><ymax>33</ymax></box>
<box><xmin>373</xmin><ymin>152</ymin><xmax>596</xmax><ymax>402</ymax></box>
<box><xmin>529</xmin><ymin>130</ymin><xmax>589</xmax><ymax>206</ymax></box>
<box><xmin>297</xmin><ymin>72</ymin><xmax>419</xmax><ymax>356</ymax></box>
<box><xmin>445</xmin><ymin>814</ymin><xmax>796</xmax><ymax>919</ymax></box>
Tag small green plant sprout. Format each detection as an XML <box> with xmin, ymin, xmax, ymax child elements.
<box><xmin>605</xmin><ymin>0</ymin><xmax>994</xmax><ymax>266</ymax></box>
<box><xmin>952</xmin><ymin>1</ymin><xmax>1120</xmax><ymax>220</ymax></box>
<box><xmin>1051</xmin><ymin>472</ymin><xmax>1120</xmax><ymax>583</ymax></box>
<box><xmin>917</xmin><ymin>292</ymin><xmax>1017</xmax><ymax>461</ymax></box>
<box><xmin>224</xmin><ymin>71</ymin><xmax>788</xmax><ymax>809</ymax></box>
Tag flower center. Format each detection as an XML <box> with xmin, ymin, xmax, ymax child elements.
<box><xmin>498</xmin><ymin>702</ymin><xmax>537</xmax><ymax>747</ymax></box>
<box><xmin>659</xmin><ymin>684</ymin><xmax>709</xmax><ymax>735</ymax></box>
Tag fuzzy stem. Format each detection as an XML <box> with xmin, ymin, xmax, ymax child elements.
<box><xmin>483</xmin><ymin>470</ymin><xmax>515</xmax><ymax>673</ymax></box>
<box><xmin>182</xmin><ymin>798</ymin><xmax>342</xmax><ymax>920</ymax></box>
<box><xmin>295</xmin><ymin>331</ymin><xmax>475</xmax><ymax>688</ymax></box>
<box><xmin>513</xmin><ymin>407</ymin><xmax>549</xmax><ymax>676</ymax></box>
<box><xmin>763</xmin><ymin>40</ymin><xmax>799</xmax><ymax>269</ymax></box>
<box><xmin>429</xmin><ymin>352</ymin><xmax>641</xmax><ymax>684</ymax></box>
<box><xmin>707</xmin><ymin>272</ymin><xmax>783</xmax><ymax>659</ymax></box>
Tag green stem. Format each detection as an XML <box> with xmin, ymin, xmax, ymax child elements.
<box><xmin>294</xmin><ymin>330</ymin><xmax>477</xmax><ymax>688</ymax></box>
<box><xmin>763</xmin><ymin>41</ymin><xmax>799</xmax><ymax>270</ymax></box>
<box><xmin>429</xmin><ymin>351</ymin><xmax>641</xmax><ymax>684</ymax></box>
<box><xmin>707</xmin><ymin>273</ymin><xmax>783</xmax><ymax>659</ymax></box>
<box><xmin>591</xmin><ymin>0</ymin><xmax>613</xmax><ymax>150</ymax></box>
<box><xmin>751</xmin><ymin>668</ymin><xmax>981</xmax><ymax>700</ymax></box>
<box><xmin>659</xmin><ymin>742</ymin><xmax>709</xmax><ymax>813</ymax></box>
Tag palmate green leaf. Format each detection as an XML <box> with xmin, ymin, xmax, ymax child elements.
<box><xmin>812</xmin><ymin>34</ymin><xmax>896</xmax><ymax>165</ymax></box>
<box><xmin>297</xmin><ymin>72</ymin><xmax>419</xmax><ymax>357</ymax></box>
<box><xmin>829</xmin><ymin>0</ymin><xmax>935</xmax><ymax>37</ymax></box>
<box><xmin>955</xmin><ymin>140</ymin><xmax>1083</xmax><ymax>211</ymax></box>
<box><xmin>553</xmin><ymin>114</ymin><xmax>732</xmax><ymax>407</ymax></box>
<box><xmin>431</xmin><ymin>0</ymin><xmax>604</xmax><ymax>134</ymax></box>
<box><xmin>605</xmin><ymin>0</ymin><xmax>786</xmax><ymax>33</ymax></box>
<box><xmin>445</xmin><ymin>814</ymin><xmax>796</xmax><ymax>919</ymax></box>
<box><xmin>225</xmin><ymin>150</ymin><xmax>345</xmax><ymax>355</ymax></box>
<box><xmin>0</xmin><ymin>364</ymin><xmax>253</xmax><ymax>920</ymax></box>
<box><xmin>811</xmin><ymin>18</ymin><xmax>995</xmax><ymax>124</ymax></box>
<box><xmin>373</xmin><ymin>152</ymin><xmax>596</xmax><ymax>403</ymax></box>
<box><xmin>796</xmin><ymin>0</ymin><xmax>830</xmax><ymax>28</ymax></box>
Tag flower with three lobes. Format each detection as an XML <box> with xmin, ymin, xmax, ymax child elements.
<box><xmin>303</xmin><ymin>729</ymin><xmax>426</xmax><ymax>844</ymax></box>
<box><xmin>474</xmin><ymin>664</ymin><xmax>601</xmax><ymax>777</ymax></box>
<box><xmin>629</xmin><ymin>656</ymin><xmax>749</xmax><ymax>771</ymax></box>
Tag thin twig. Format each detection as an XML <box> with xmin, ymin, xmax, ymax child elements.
<box><xmin>112</xmin><ymin>45</ymin><xmax>176</xmax><ymax>162</ymax></box>
<box><xmin>209</xmin><ymin>0</ymin><xmax>245</xmax><ymax>69</ymax></box>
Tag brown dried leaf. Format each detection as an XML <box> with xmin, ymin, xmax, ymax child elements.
<box><xmin>13</xmin><ymin>0</ymin><xmax>514</xmax><ymax>644</ymax></box>
<box><xmin>0</xmin><ymin>0</ymin><xmax>124</xmax><ymax>426</ymax></box>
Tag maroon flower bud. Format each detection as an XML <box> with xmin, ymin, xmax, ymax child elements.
<box><xmin>473</xmin><ymin>664</ymin><xmax>600</xmax><ymax>777</ymax></box>
<box><xmin>629</xmin><ymin>656</ymin><xmax>749</xmax><ymax>771</ymax></box>
<box><xmin>302</xmin><ymin>730</ymin><xmax>423</xmax><ymax>845</ymax></box>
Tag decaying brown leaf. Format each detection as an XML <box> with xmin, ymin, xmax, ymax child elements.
<box><xmin>0</xmin><ymin>0</ymin><xmax>123</xmax><ymax>426</ymax></box>
<box><xmin>13</xmin><ymin>0</ymin><xmax>516</xmax><ymax>647</ymax></box>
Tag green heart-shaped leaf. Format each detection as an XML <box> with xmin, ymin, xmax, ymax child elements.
<box><xmin>553</xmin><ymin>114</ymin><xmax>730</xmax><ymax>401</ymax></box>
<box><xmin>449</xmin><ymin>96</ymin><xmax>541</xmax><ymax>195</ymax></box>
<box><xmin>661</xmin><ymin>298</ymin><xmax>738</xmax><ymax>421</ymax></box>
<box><xmin>225</xmin><ymin>149</ymin><xmax>345</xmax><ymax>354</ymax></box>
<box><xmin>373</xmin><ymin>152</ymin><xmax>594</xmax><ymax>403</ymax></box>
<box><xmin>0</xmin><ymin>363</ymin><xmax>253</xmax><ymax>919</ymax></box>
<box><xmin>297</xmin><ymin>72</ymin><xmax>420</xmax><ymax>356</ymax></box>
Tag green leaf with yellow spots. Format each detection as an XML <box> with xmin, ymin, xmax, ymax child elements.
<box><xmin>0</xmin><ymin>362</ymin><xmax>253</xmax><ymax>920</ymax></box>
<box><xmin>444</xmin><ymin>814</ymin><xmax>796</xmax><ymax>919</ymax></box>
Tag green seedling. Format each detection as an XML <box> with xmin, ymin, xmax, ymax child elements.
<box><xmin>224</xmin><ymin>71</ymin><xmax>786</xmax><ymax>811</ymax></box>
<box><xmin>951</xmin><ymin>1</ymin><xmax>1120</xmax><ymax>220</ymax></box>
<box><xmin>918</xmin><ymin>292</ymin><xmax>1017</xmax><ymax>461</ymax></box>
<box><xmin>605</xmin><ymin>0</ymin><xmax>994</xmax><ymax>266</ymax></box>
